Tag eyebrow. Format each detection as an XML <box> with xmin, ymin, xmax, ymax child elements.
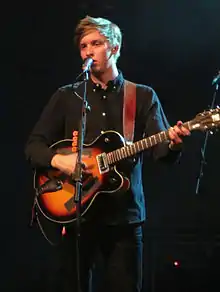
<box><xmin>80</xmin><ymin>39</ymin><xmax>104</xmax><ymax>47</ymax></box>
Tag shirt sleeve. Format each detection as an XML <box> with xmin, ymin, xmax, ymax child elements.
<box><xmin>143</xmin><ymin>88</ymin><xmax>182</xmax><ymax>163</ymax></box>
<box><xmin>25</xmin><ymin>88</ymin><xmax>65</xmax><ymax>169</ymax></box>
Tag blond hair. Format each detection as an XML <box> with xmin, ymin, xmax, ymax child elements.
<box><xmin>74</xmin><ymin>16</ymin><xmax>122</xmax><ymax>62</ymax></box>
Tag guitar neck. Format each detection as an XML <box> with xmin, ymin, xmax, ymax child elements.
<box><xmin>107</xmin><ymin>121</ymin><xmax>193</xmax><ymax>165</ymax></box>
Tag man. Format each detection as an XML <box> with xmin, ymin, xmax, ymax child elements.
<box><xmin>25</xmin><ymin>16</ymin><xmax>190</xmax><ymax>292</ymax></box>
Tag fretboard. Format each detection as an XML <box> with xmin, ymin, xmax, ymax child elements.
<box><xmin>106</xmin><ymin>121</ymin><xmax>192</xmax><ymax>165</ymax></box>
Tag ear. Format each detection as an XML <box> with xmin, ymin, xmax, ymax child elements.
<box><xmin>111</xmin><ymin>45</ymin><xmax>119</xmax><ymax>55</ymax></box>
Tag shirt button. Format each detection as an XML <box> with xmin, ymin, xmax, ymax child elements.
<box><xmin>102</xmin><ymin>112</ymin><xmax>106</xmax><ymax>116</ymax></box>
<box><xmin>102</xmin><ymin>95</ymin><xmax>107</xmax><ymax>99</ymax></box>
<box><xmin>93</xmin><ymin>88</ymin><xmax>96</xmax><ymax>92</ymax></box>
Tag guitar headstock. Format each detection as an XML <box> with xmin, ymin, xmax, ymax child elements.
<box><xmin>190</xmin><ymin>106</ymin><xmax>220</xmax><ymax>132</ymax></box>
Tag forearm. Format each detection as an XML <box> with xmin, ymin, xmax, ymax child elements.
<box><xmin>25</xmin><ymin>89</ymin><xmax>65</xmax><ymax>169</ymax></box>
<box><xmin>25</xmin><ymin>139</ymin><xmax>56</xmax><ymax>169</ymax></box>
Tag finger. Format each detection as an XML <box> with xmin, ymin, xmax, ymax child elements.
<box><xmin>173</xmin><ymin>135</ymin><xmax>183</xmax><ymax>144</ymax></box>
<box><xmin>169</xmin><ymin>127</ymin><xmax>182</xmax><ymax>143</ymax></box>
<box><xmin>177</xmin><ymin>120</ymin><xmax>183</xmax><ymax>127</ymax></box>
<box><xmin>174</xmin><ymin>124</ymin><xmax>190</xmax><ymax>137</ymax></box>
<box><xmin>173</xmin><ymin>125</ymin><xmax>187</xmax><ymax>139</ymax></box>
<box><xmin>173</xmin><ymin>125</ymin><xmax>182</xmax><ymax>135</ymax></box>
<box><xmin>181</xmin><ymin>126</ymin><xmax>191</xmax><ymax>136</ymax></box>
<box><xmin>81</xmin><ymin>162</ymin><xmax>87</xmax><ymax>170</ymax></box>
<box><xmin>168</xmin><ymin>127</ymin><xmax>175</xmax><ymax>140</ymax></box>
<box><xmin>169</xmin><ymin>127</ymin><xmax>180</xmax><ymax>139</ymax></box>
<box><xmin>83</xmin><ymin>163</ymin><xmax>95</xmax><ymax>174</ymax></box>
<box><xmin>177</xmin><ymin>121</ymin><xmax>191</xmax><ymax>136</ymax></box>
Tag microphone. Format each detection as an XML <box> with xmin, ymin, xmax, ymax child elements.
<box><xmin>82</xmin><ymin>57</ymin><xmax>93</xmax><ymax>72</ymax></box>
<box><xmin>212</xmin><ymin>72</ymin><xmax>220</xmax><ymax>86</ymax></box>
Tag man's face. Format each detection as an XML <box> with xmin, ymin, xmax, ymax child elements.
<box><xmin>79</xmin><ymin>30</ymin><xmax>115</xmax><ymax>74</ymax></box>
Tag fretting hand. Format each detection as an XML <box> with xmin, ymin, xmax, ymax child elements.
<box><xmin>168</xmin><ymin>121</ymin><xmax>191</xmax><ymax>149</ymax></box>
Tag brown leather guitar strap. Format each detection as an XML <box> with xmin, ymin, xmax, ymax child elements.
<box><xmin>123</xmin><ymin>80</ymin><xmax>136</xmax><ymax>144</ymax></box>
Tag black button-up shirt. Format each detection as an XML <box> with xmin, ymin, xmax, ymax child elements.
<box><xmin>25</xmin><ymin>72</ymin><xmax>180</xmax><ymax>225</ymax></box>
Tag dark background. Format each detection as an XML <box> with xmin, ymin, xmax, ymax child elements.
<box><xmin>2</xmin><ymin>0</ymin><xmax>220</xmax><ymax>291</ymax></box>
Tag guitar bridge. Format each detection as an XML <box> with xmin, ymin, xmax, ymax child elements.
<box><xmin>96</xmin><ymin>153</ymin><xmax>109</xmax><ymax>174</ymax></box>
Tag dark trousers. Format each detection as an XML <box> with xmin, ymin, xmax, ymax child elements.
<box><xmin>55</xmin><ymin>222</ymin><xmax>143</xmax><ymax>292</ymax></box>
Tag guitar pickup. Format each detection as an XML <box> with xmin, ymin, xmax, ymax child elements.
<box><xmin>96</xmin><ymin>153</ymin><xmax>109</xmax><ymax>174</ymax></box>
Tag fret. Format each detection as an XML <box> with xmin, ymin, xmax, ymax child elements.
<box><xmin>118</xmin><ymin>149</ymin><xmax>122</xmax><ymax>160</ymax></box>
<box><xmin>163</xmin><ymin>131</ymin><xmax>168</xmax><ymax>140</ymax></box>
<box><xmin>127</xmin><ymin>146</ymin><xmax>131</xmax><ymax>156</ymax></box>
<box><xmin>149</xmin><ymin>136</ymin><xmax>153</xmax><ymax>147</ymax></box>
<box><xmin>115</xmin><ymin>149</ymin><xmax>119</xmax><ymax>161</ymax></box>
<box><xmin>141</xmin><ymin>139</ymin><xmax>145</xmax><ymax>150</ymax></box>
<box><xmin>158</xmin><ymin>133</ymin><xmax>162</xmax><ymax>142</ymax></box>
<box><xmin>120</xmin><ymin>147</ymin><xmax>125</xmax><ymax>158</ymax></box>
<box><xmin>113</xmin><ymin>151</ymin><xmax>117</xmax><ymax>163</ymax></box>
<box><xmin>124</xmin><ymin>147</ymin><xmax>128</xmax><ymax>158</ymax></box>
<box><xmin>145</xmin><ymin>138</ymin><xmax>149</xmax><ymax>148</ymax></box>
<box><xmin>110</xmin><ymin>153</ymin><xmax>114</xmax><ymax>164</ymax></box>
<box><xmin>116</xmin><ymin>149</ymin><xmax>120</xmax><ymax>161</ymax></box>
<box><xmin>136</xmin><ymin>142</ymin><xmax>140</xmax><ymax>152</ymax></box>
<box><xmin>187</xmin><ymin>121</ymin><xmax>192</xmax><ymax>131</ymax></box>
<box><xmin>130</xmin><ymin>144</ymin><xmax>134</xmax><ymax>155</ymax></box>
<box><xmin>129</xmin><ymin>145</ymin><xmax>133</xmax><ymax>155</ymax></box>
<box><xmin>108</xmin><ymin>154</ymin><xmax>111</xmax><ymax>164</ymax></box>
<box><xmin>114</xmin><ymin>150</ymin><xmax>117</xmax><ymax>161</ymax></box>
<box><xmin>133</xmin><ymin>143</ymin><xmax>137</xmax><ymax>154</ymax></box>
<box><xmin>124</xmin><ymin>146</ymin><xmax>128</xmax><ymax>158</ymax></box>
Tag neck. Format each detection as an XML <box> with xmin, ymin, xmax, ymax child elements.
<box><xmin>90</xmin><ymin>64</ymin><xmax>119</xmax><ymax>89</ymax></box>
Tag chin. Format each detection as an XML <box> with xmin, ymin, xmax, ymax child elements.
<box><xmin>91</xmin><ymin>66</ymin><xmax>103</xmax><ymax>75</ymax></box>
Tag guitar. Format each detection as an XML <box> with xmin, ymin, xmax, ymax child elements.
<box><xmin>33</xmin><ymin>107</ymin><xmax>220</xmax><ymax>224</ymax></box>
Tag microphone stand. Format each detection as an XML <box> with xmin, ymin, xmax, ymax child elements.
<box><xmin>72</xmin><ymin>68</ymin><xmax>90</xmax><ymax>292</ymax></box>
<box><xmin>195</xmin><ymin>72</ymin><xmax>220</xmax><ymax>195</ymax></box>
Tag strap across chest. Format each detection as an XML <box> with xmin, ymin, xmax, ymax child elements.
<box><xmin>123</xmin><ymin>80</ymin><xmax>137</xmax><ymax>144</ymax></box>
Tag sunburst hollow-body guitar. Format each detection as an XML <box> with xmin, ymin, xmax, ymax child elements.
<box><xmin>33</xmin><ymin>107</ymin><xmax>220</xmax><ymax>224</ymax></box>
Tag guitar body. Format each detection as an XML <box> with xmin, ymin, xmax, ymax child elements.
<box><xmin>34</xmin><ymin>131</ymin><xmax>130</xmax><ymax>224</ymax></box>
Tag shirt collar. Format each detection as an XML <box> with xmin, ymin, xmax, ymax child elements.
<box><xmin>88</xmin><ymin>71</ymin><xmax>124</xmax><ymax>94</ymax></box>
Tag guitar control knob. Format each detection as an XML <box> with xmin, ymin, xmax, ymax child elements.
<box><xmin>110</xmin><ymin>177</ymin><xmax>117</xmax><ymax>184</ymax></box>
<box><xmin>104</xmin><ymin>138</ymin><xmax>110</xmax><ymax>143</ymax></box>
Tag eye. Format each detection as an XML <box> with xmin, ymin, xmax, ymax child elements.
<box><xmin>92</xmin><ymin>40</ymin><xmax>103</xmax><ymax>46</ymax></box>
<box><xmin>80</xmin><ymin>43</ymin><xmax>87</xmax><ymax>49</ymax></box>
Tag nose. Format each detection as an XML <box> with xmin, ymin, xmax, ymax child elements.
<box><xmin>85</xmin><ymin>45</ymin><xmax>94</xmax><ymax>58</ymax></box>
